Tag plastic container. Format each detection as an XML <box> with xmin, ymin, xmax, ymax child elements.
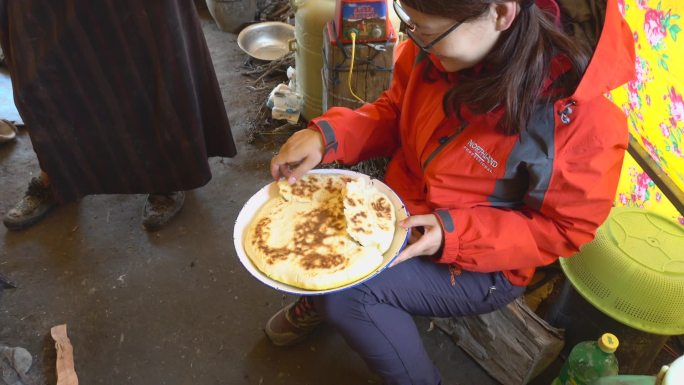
<box><xmin>551</xmin><ymin>333</ymin><xmax>620</xmax><ymax>385</ymax></box>
<box><xmin>593</xmin><ymin>356</ymin><xmax>684</xmax><ymax>385</ymax></box>
<box><xmin>559</xmin><ymin>207</ymin><xmax>684</xmax><ymax>335</ymax></box>
<box><xmin>593</xmin><ymin>375</ymin><xmax>655</xmax><ymax>385</ymax></box>
<box><xmin>291</xmin><ymin>0</ymin><xmax>336</xmax><ymax>120</ymax></box>
<box><xmin>660</xmin><ymin>355</ymin><xmax>684</xmax><ymax>385</ymax></box>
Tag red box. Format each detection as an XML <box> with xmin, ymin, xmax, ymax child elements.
<box><xmin>334</xmin><ymin>0</ymin><xmax>392</xmax><ymax>43</ymax></box>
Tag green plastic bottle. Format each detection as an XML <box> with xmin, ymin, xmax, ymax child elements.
<box><xmin>551</xmin><ymin>333</ymin><xmax>620</xmax><ymax>385</ymax></box>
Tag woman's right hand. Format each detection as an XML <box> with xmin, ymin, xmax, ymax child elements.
<box><xmin>270</xmin><ymin>129</ymin><xmax>325</xmax><ymax>184</ymax></box>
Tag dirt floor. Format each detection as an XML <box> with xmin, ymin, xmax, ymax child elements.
<box><xmin>0</xmin><ymin>11</ymin><xmax>510</xmax><ymax>385</ymax></box>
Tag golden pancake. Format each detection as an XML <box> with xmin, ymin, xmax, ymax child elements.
<box><xmin>244</xmin><ymin>173</ymin><xmax>395</xmax><ymax>290</ymax></box>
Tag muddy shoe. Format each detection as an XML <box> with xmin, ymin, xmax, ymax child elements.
<box><xmin>3</xmin><ymin>177</ymin><xmax>56</xmax><ymax>230</ymax></box>
<box><xmin>141</xmin><ymin>191</ymin><xmax>185</xmax><ymax>231</ymax></box>
<box><xmin>265</xmin><ymin>297</ymin><xmax>323</xmax><ymax>347</ymax></box>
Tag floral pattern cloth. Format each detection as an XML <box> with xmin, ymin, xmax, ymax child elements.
<box><xmin>616</xmin><ymin>153</ymin><xmax>684</xmax><ymax>225</ymax></box>
<box><xmin>610</xmin><ymin>0</ymin><xmax>683</xmax><ymax>225</ymax></box>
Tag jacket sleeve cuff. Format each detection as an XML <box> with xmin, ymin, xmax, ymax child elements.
<box><xmin>310</xmin><ymin>118</ymin><xmax>340</xmax><ymax>163</ymax></box>
<box><xmin>434</xmin><ymin>209</ymin><xmax>460</xmax><ymax>263</ymax></box>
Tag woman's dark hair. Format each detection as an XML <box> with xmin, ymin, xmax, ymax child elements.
<box><xmin>400</xmin><ymin>0</ymin><xmax>591</xmax><ymax>135</ymax></box>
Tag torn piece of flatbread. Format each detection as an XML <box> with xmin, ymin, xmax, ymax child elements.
<box><xmin>343</xmin><ymin>177</ymin><xmax>395</xmax><ymax>255</ymax></box>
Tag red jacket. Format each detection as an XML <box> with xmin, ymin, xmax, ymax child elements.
<box><xmin>311</xmin><ymin>0</ymin><xmax>635</xmax><ymax>286</ymax></box>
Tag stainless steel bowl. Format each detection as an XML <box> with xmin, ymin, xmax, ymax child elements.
<box><xmin>237</xmin><ymin>21</ymin><xmax>295</xmax><ymax>61</ymax></box>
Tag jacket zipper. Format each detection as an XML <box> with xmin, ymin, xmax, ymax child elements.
<box><xmin>422</xmin><ymin>120</ymin><xmax>469</xmax><ymax>171</ymax></box>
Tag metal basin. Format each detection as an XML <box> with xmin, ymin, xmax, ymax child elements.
<box><xmin>237</xmin><ymin>21</ymin><xmax>295</xmax><ymax>61</ymax></box>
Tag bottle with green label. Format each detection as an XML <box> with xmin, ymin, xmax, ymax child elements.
<box><xmin>551</xmin><ymin>333</ymin><xmax>620</xmax><ymax>385</ymax></box>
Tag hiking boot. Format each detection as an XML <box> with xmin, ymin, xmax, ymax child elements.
<box><xmin>264</xmin><ymin>297</ymin><xmax>323</xmax><ymax>347</ymax></box>
<box><xmin>141</xmin><ymin>191</ymin><xmax>185</xmax><ymax>231</ymax></box>
<box><xmin>3</xmin><ymin>176</ymin><xmax>56</xmax><ymax>230</ymax></box>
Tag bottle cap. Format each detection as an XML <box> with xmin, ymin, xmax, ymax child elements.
<box><xmin>598</xmin><ymin>333</ymin><xmax>619</xmax><ymax>353</ymax></box>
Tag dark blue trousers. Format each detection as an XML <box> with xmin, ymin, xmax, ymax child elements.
<box><xmin>312</xmin><ymin>257</ymin><xmax>525</xmax><ymax>385</ymax></box>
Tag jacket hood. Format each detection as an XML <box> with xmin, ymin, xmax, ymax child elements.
<box><xmin>572</xmin><ymin>0</ymin><xmax>635</xmax><ymax>103</ymax></box>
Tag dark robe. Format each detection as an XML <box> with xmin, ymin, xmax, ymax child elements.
<box><xmin>0</xmin><ymin>0</ymin><xmax>237</xmax><ymax>201</ymax></box>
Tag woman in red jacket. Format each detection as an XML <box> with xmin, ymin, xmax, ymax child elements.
<box><xmin>266</xmin><ymin>0</ymin><xmax>634</xmax><ymax>383</ymax></box>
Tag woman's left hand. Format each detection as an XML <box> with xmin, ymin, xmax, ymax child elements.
<box><xmin>391</xmin><ymin>214</ymin><xmax>444</xmax><ymax>267</ymax></box>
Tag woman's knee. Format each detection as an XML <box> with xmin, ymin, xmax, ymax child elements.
<box><xmin>312</xmin><ymin>286</ymin><xmax>372</xmax><ymax>323</ymax></box>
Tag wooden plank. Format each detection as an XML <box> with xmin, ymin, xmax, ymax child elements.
<box><xmin>432</xmin><ymin>297</ymin><xmax>565</xmax><ymax>385</ymax></box>
<box><xmin>363</xmin><ymin>46</ymin><xmax>393</xmax><ymax>102</ymax></box>
<box><xmin>627</xmin><ymin>133</ymin><xmax>684</xmax><ymax>216</ymax></box>
<box><xmin>323</xmin><ymin>27</ymin><xmax>394</xmax><ymax>111</ymax></box>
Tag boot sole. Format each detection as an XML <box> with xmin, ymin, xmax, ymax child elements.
<box><xmin>263</xmin><ymin>328</ymin><xmax>313</xmax><ymax>347</ymax></box>
<box><xmin>3</xmin><ymin>205</ymin><xmax>55</xmax><ymax>231</ymax></box>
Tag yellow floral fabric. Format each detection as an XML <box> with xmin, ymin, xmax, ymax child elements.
<box><xmin>609</xmin><ymin>0</ymin><xmax>683</xmax><ymax>224</ymax></box>
<box><xmin>615</xmin><ymin>153</ymin><xmax>684</xmax><ymax>225</ymax></box>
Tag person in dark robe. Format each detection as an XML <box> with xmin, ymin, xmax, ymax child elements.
<box><xmin>0</xmin><ymin>0</ymin><xmax>237</xmax><ymax>230</ymax></box>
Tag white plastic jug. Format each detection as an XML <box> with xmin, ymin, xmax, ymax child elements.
<box><xmin>660</xmin><ymin>355</ymin><xmax>684</xmax><ymax>385</ymax></box>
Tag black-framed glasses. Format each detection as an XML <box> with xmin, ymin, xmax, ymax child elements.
<box><xmin>393</xmin><ymin>0</ymin><xmax>463</xmax><ymax>51</ymax></box>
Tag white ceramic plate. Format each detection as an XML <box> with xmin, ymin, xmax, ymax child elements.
<box><xmin>233</xmin><ymin>169</ymin><xmax>410</xmax><ymax>295</ymax></box>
